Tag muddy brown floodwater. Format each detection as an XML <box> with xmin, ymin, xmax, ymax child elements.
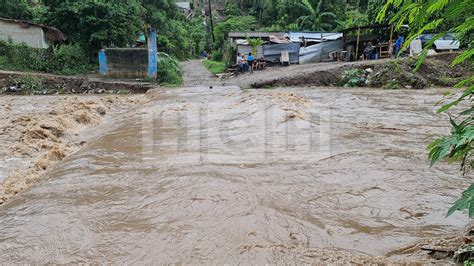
<box><xmin>0</xmin><ymin>86</ymin><xmax>470</xmax><ymax>264</ymax></box>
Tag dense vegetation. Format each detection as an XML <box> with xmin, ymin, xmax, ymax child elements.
<box><xmin>0</xmin><ymin>0</ymin><xmax>207</xmax><ymax>84</ymax></box>
<box><xmin>0</xmin><ymin>0</ymin><xmax>207</xmax><ymax>59</ymax></box>
<box><xmin>209</xmin><ymin>0</ymin><xmax>391</xmax><ymax>49</ymax></box>
<box><xmin>0</xmin><ymin>0</ymin><xmax>389</xmax><ymax>65</ymax></box>
<box><xmin>0</xmin><ymin>1</ymin><xmax>471</xmax><ymax>83</ymax></box>
<box><xmin>0</xmin><ymin>40</ymin><xmax>91</xmax><ymax>75</ymax></box>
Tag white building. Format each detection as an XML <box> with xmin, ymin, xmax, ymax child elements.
<box><xmin>0</xmin><ymin>17</ymin><xmax>65</xmax><ymax>49</ymax></box>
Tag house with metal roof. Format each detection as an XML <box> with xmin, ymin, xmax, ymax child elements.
<box><xmin>0</xmin><ymin>17</ymin><xmax>65</xmax><ymax>49</ymax></box>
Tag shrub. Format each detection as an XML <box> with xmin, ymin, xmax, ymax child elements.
<box><xmin>157</xmin><ymin>52</ymin><xmax>182</xmax><ymax>86</ymax></box>
<box><xmin>340</xmin><ymin>69</ymin><xmax>366</xmax><ymax>87</ymax></box>
<box><xmin>9</xmin><ymin>75</ymin><xmax>44</xmax><ymax>94</ymax></box>
<box><xmin>52</xmin><ymin>44</ymin><xmax>91</xmax><ymax>75</ymax></box>
<box><xmin>211</xmin><ymin>50</ymin><xmax>223</xmax><ymax>62</ymax></box>
<box><xmin>203</xmin><ymin>60</ymin><xmax>226</xmax><ymax>75</ymax></box>
<box><xmin>0</xmin><ymin>40</ymin><xmax>91</xmax><ymax>75</ymax></box>
<box><xmin>383</xmin><ymin>79</ymin><xmax>401</xmax><ymax>90</ymax></box>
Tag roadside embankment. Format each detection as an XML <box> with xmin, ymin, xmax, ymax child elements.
<box><xmin>250</xmin><ymin>53</ymin><xmax>471</xmax><ymax>89</ymax></box>
<box><xmin>0</xmin><ymin>70</ymin><xmax>157</xmax><ymax>94</ymax></box>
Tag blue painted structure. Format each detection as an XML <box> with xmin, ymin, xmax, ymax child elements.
<box><xmin>98</xmin><ymin>49</ymin><xmax>108</xmax><ymax>75</ymax></box>
<box><xmin>148</xmin><ymin>28</ymin><xmax>158</xmax><ymax>79</ymax></box>
<box><xmin>97</xmin><ymin>29</ymin><xmax>158</xmax><ymax>79</ymax></box>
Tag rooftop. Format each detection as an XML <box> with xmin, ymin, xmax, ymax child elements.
<box><xmin>228</xmin><ymin>31</ymin><xmax>286</xmax><ymax>38</ymax></box>
<box><xmin>0</xmin><ymin>17</ymin><xmax>65</xmax><ymax>42</ymax></box>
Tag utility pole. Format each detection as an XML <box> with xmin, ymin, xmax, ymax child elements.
<box><xmin>208</xmin><ymin>0</ymin><xmax>215</xmax><ymax>43</ymax></box>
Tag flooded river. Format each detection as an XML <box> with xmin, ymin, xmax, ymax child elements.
<box><xmin>0</xmin><ymin>87</ymin><xmax>469</xmax><ymax>263</ymax></box>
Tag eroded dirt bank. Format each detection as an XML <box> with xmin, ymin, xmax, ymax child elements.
<box><xmin>0</xmin><ymin>86</ymin><xmax>470</xmax><ymax>264</ymax></box>
<box><xmin>208</xmin><ymin>53</ymin><xmax>471</xmax><ymax>89</ymax></box>
<box><xmin>0</xmin><ymin>70</ymin><xmax>156</xmax><ymax>94</ymax></box>
<box><xmin>253</xmin><ymin>54</ymin><xmax>470</xmax><ymax>89</ymax></box>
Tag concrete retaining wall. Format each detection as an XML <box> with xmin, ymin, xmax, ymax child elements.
<box><xmin>105</xmin><ymin>48</ymin><xmax>148</xmax><ymax>79</ymax></box>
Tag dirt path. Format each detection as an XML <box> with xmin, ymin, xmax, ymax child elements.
<box><xmin>182</xmin><ymin>60</ymin><xmax>218</xmax><ymax>87</ymax></box>
<box><xmin>182</xmin><ymin>53</ymin><xmax>467</xmax><ymax>89</ymax></box>
<box><xmin>181</xmin><ymin>59</ymin><xmax>390</xmax><ymax>88</ymax></box>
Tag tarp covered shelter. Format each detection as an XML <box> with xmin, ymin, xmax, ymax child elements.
<box><xmin>299</xmin><ymin>39</ymin><xmax>344</xmax><ymax>64</ymax></box>
<box><xmin>228</xmin><ymin>30</ymin><xmax>346</xmax><ymax>64</ymax></box>
<box><xmin>263</xmin><ymin>43</ymin><xmax>300</xmax><ymax>64</ymax></box>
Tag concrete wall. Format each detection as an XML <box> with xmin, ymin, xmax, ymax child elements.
<box><xmin>105</xmin><ymin>48</ymin><xmax>148</xmax><ymax>79</ymax></box>
<box><xmin>0</xmin><ymin>21</ymin><xmax>49</xmax><ymax>48</ymax></box>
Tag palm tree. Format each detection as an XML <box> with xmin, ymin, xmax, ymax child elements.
<box><xmin>297</xmin><ymin>0</ymin><xmax>336</xmax><ymax>31</ymax></box>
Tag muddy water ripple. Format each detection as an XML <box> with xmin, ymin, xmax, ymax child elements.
<box><xmin>0</xmin><ymin>87</ymin><xmax>469</xmax><ymax>264</ymax></box>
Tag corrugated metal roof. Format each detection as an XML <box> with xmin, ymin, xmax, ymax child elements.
<box><xmin>176</xmin><ymin>2</ymin><xmax>191</xmax><ymax>10</ymax></box>
<box><xmin>287</xmin><ymin>32</ymin><xmax>343</xmax><ymax>42</ymax></box>
<box><xmin>263</xmin><ymin>43</ymin><xmax>300</xmax><ymax>64</ymax></box>
<box><xmin>229</xmin><ymin>31</ymin><xmax>286</xmax><ymax>38</ymax></box>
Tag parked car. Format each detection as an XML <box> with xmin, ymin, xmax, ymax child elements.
<box><xmin>417</xmin><ymin>33</ymin><xmax>461</xmax><ymax>50</ymax></box>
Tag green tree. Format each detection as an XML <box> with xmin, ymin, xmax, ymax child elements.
<box><xmin>214</xmin><ymin>15</ymin><xmax>257</xmax><ymax>48</ymax></box>
<box><xmin>43</xmin><ymin>0</ymin><xmax>145</xmax><ymax>52</ymax></box>
<box><xmin>297</xmin><ymin>0</ymin><xmax>336</xmax><ymax>31</ymax></box>
<box><xmin>246</xmin><ymin>37</ymin><xmax>264</xmax><ymax>55</ymax></box>
<box><xmin>0</xmin><ymin>0</ymin><xmax>47</xmax><ymax>22</ymax></box>
<box><xmin>335</xmin><ymin>9</ymin><xmax>369</xmax><ymax>31</ymax></box>
<box><xmin>141</xmin><ymin>0</ymin><xmax>207</xmax><ymax>59</ymax></box>
<box><xmin>225</xmin><ymin>0</ymin><xmax>241</xmax><ymax>17</ymax></box>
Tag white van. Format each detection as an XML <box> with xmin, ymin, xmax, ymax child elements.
<box><xmin>418</xmin><ymin>33</ymin><xmax>461</xmax><ymax>50</ymax></box>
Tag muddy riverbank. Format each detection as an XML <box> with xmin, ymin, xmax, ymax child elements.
<box><xmin>0</xmin><ymin>86</ymin><xmax>470</xmax><ymax>263</ymax></box>
<box><xmin>0</xmin><ymin>70</ymin><xmax>157</xmax><ymax>94</ymax></box>
<box><xmin>198</xmin><ymin>53</ymin><xmax>471</xmax><ymax>89</ymax></box>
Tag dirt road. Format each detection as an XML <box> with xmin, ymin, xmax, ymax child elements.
<box><xmin>181</xmin><ymin>59</ymin><xmax>392</xmax><ymax>88</ymax></box>
<box><xmin>182</xmin><ymin>53</ymin><xmax>469</xmax><ymax>89</ymax></box>
<box><xmin>182</xmin><ymin>60</ymin><xmax>217</xmax><ymax>87</ymax></box>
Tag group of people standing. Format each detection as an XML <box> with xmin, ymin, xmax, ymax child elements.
<box><xmin>362</xmin><ymin>35</ymin><xmax>405</xmax><ymax>60</ymax></box>
<box><xmin>237</xmin><ymin>53</ymin><xmax>266</xmax><ymax>73</ymax></box>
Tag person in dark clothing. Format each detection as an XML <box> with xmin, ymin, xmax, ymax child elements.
<box><xmin>363</xmin><ymin>42</ymin><xmax>375</xmax><ymax>60</ymax></box>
